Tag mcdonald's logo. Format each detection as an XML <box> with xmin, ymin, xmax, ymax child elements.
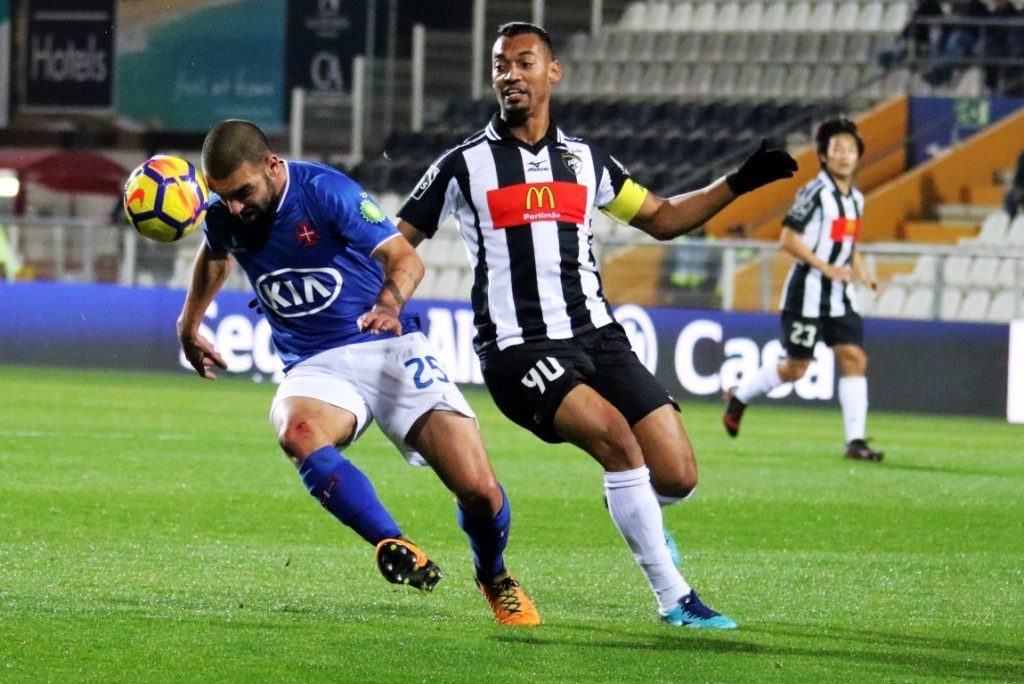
<box><xmin>486</xmin><ymin>181</ymin><xmax>588</xmax><ymax>229</ymax></box>
<box><xmin>830</xmin><ymin>217</ymin><xmax>861</xmax><ymax>241</ymax></box>
<box><xmin>526</xmin><ymin>185</ymin><xmax>556</xmax><ymax>210</ymax></box>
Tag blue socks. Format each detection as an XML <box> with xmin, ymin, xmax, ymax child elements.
<box><xmin>299</xmin><ymin>446</ymin><xmax>402</xmax><ymax>546</ymax></box>
<box><xmin>458</xmin><ymin>485</ymin><xmax>511</xmax><ymax>583</ymax></box>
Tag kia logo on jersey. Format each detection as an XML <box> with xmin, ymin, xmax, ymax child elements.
<box><xmin>830</xmin><ymin>218</ymin><xmax>861</xmax><ymax>241</ymax></box>
<box><xmin>486</xmin><ymin>181</ymin><xmax>588</xmax><ymax>229</ymax></box>
<box><xmin>254</xmin><ymin>267</ymin><xmax>343</xmax><ymax>318</ymax></box>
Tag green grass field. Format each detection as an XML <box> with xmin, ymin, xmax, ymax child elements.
<box><xmin>1</xmin><ymin>365</ymin><xmax>1022</xmax><ymax>682</ymax></box>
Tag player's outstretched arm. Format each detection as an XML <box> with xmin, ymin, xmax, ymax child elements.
<box><xmin>358</xmin><ymin>234</ymin><xmax>425</xmax><ymax>336</ymax></box>
<box><xmin>630</xmin><ymin>139</ymin><xmax>798</xmax><ymax>241</ymax></box>
<box><xmin>176</xmin><ymin>241</ymin><xmax>231</xmax><ymax>380</ymax></box>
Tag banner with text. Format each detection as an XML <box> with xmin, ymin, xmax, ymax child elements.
<box><xmin>0</xmin><ymin>282</ymin><xmax>1013</xmax><ymax>419</ymax></box>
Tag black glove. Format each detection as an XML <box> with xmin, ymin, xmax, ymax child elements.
<box><xmin>725</xmin><ymin>139</ymin><xmax>798</xmax><ymax>195</ymax></box>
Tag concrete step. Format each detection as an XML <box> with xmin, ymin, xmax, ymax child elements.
<box><xmin>934</xmin><ymin>203</ymin><xmax>998</xmax><ymax>223</ymax></box>
<box><xmin>966</xmin><ymin>184</ymin><xmax>1006</xmax><ymax>206</ymax></box>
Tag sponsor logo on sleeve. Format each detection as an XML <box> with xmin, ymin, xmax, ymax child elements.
<box><xmin>410</xmin><ymin>164</ymin><xmax>440</xmax><ymax>200</ymax></box>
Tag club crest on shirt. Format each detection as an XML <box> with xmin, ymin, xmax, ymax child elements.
<box><xmin>561</xmin><ymin>152</ymin><xmax>583</xmax><ymax>176</ymax></box>
<box><xmin>295</xmin><ymin>221</ymin><xmax>319</xmax><ymax>247</ymax></box>
<box><xmin>359</xmin><ymin>194</ymin><xmax>386</xmax><ymax>224</ymax></box>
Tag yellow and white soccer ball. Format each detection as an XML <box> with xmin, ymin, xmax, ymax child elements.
<box><xmin>123</xmin><ymin>155</ymin><xmax>209</xmax><ymax>243</ymax></box>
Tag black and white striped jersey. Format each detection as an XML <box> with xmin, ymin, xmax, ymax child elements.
<box><xmin>779</xmin><ymin>170</ymin><xmax>864</xmax><ymax>318</ymax></box>
<box><xmin>398</xmin><ymin>113</ymin><xmax>650</xmax><ymax>354</ymax></box>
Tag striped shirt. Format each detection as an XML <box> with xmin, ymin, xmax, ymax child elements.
<box><xmin>779</xmin><ymin>170</ymin><xmax>864</xmax><ymax>318</ymax></box>
<box><xmin>398</xmin><ymin>114</ymin><xmax>649</xmax><ymax>354</ymax></box>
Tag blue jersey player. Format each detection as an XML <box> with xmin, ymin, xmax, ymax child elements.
<box><xmin>176</xmin><ymin>120</ymin><xmax>540</xmax><ymax>626</ymax></box>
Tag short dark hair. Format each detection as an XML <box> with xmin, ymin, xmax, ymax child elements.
<box><xmin>815</xmin><ymin>117</ymin><xmax>865</xmax><ymax>160</ymax></box>
<box><xmin>495</xmin><ymin>21</ymin><xmax>555</xmax><ymax>57</ymax></box>
<box><xmin>202</xmin><ymin>119</ymin><xmax>272</xmax><ymax>180</ymax></box>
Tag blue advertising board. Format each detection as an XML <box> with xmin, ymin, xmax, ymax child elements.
<box><xmin>0</xmin><ymin>282</ymin><xmax>1012</xmax><ymax>418</ymax></box>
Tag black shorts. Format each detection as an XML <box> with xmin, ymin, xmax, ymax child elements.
<box><xmin>781</xmin><ymin>310</ymin><xmax>864</xmax><ymax>360</ymax></box>
<box><xmin>480</xmin><ymin>323</ymin><xmax>678</xmax><ymax>443</ymax></box>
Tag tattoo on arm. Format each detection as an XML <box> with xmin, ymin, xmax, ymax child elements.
<box><xmin>375</xmin><ymin>279</ymin><xmax>405</xmax><ymax>314</ymax></box>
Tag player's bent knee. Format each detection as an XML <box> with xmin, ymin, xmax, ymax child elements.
<box><xmin>455</xmin><ymin>475</ymin><xmax>503</xmax><ymax>517</ymax></box>
<box><xmin>278</xmin><ymin>419</ymin><xmax>325</xmax><ymax>461</ymax></box>
<box><xmin>652</xmin><ymin>470</ymin><xmax>698</xmax><ymax>501</ymax></box>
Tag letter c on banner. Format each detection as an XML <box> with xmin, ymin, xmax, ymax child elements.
<box><xmin>674</xmin><ymin>319</ymin><xmax>722</xmax><ymax>395</ymax></box>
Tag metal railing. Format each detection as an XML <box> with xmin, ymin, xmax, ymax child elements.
<box><xmin>3</xmin><ymin>215</ymin><xmax>1022</xmax><ymax>323</ymax></box>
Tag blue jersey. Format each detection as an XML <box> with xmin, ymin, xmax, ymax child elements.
<box><xmin>203</xmin><ymin>160</ymin><xmax>419</xmax><ymax>370</ymax></box>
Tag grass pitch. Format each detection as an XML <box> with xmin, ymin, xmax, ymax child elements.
<box><xmin>0</xmin><ymin>365</ymin><xmax>1021</xmax><ymax>682</ymax></box>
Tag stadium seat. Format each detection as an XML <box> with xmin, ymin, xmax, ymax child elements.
<box><xmin>646</xmin><ymin>2</ymin><xmax>672</xmax><ymax>30</ymax></box>
<box><xmin>808</xmin><ymin>2</ymin><xmax>835</xmax><ymax>32</ymax></box>
<box><xmin>958</xmin><ymin>289</ymin><xmax>991</xmax><ymax>321</ymax></box>
<box><xmin>689</xmin><ymin>64</ymin><xmax>716</xmax><ymax>96</ymax></box>
<box><xmin>858</xmin><ymin>1</ymin><xmax>885</xmax><ymax>32</ymax></box>
<box><xmin>782</xmin><ymin>65</ymin><xmax>813</xmax><ymax>99</ymax></box>
<box><xmin>875</xmin><ymin>284</ymin><xmax>906</xmax><ymax>317</ymax></box>
<box><xmin>967</xmin><ymin>257</ymin><xmax>1000</xmax><ymax>287</ymax></box>
<box><xmin>996</xmin><ymin>258</ymin><xmax>1020</xmax><ymax>288</ymax></box>
<box><xmin>760</xmin><ymin>2</ymin><xmax>787</xmax><ymax>31</ymax></box>
<box><xmin>716</xmin><ymin>2</ymin><xmax>741</xmax><ymax>31</ymax></box>
<box><xmin>724</xmin><ymin>34</ymin><xmax>750</xmax><ymax>63</ymax></box>
<box><xmin>940</xmin><ymin>287</ymin><xmax>963</xmax><ymax>320</ymax></box>
<box><xmin>986</xmin><ymin>290</ymin><xmax>1018</xmax><ymax>323</ymax></box>
<box><xmin>619</xmin><ymin>2</ymin><xmax>647</xmax><ymax>30</ymax></box>
<box><xmin>796</xmin><ymin>33</ymin><xmax>824</xmax><ymax>62</ymax></box>
<box><xmin>785</xmin><ymin>2</ymin><xmax>812</xmax><ymax>32</ymax></box>
<box><xmin>608</xmin><ymin>32</ymin><xmax>634</xmax><ymax>61</ymax></box>
<box><xmin>641</xmin><ymin>63</ymin><xmax>670</xmax><ymax>96</ymax></box>
<box><xmin>971</xmin><ymin>211</ymin><xmax>1010</xmax><ymax>244</ymax></box>
<box><xmin>942</xmin><ymin>255</ymin><xmax>972</xmax><ymax>287</ymax></box>
<box><xmin>809</xmin><ymin>65</ymin><xmax>838</xmax><ymax>99</ymax></box>
<box><xmin>881</xmin><ymin>1</ymin><xmax>911</xmax><ymax>31</ymax></box>
<box><xmin>845</xmin><ymin>34</ymin><xmax>872</xmax><ymax>63</ymax></box>
<box><xmin>666</xmin><ymin>64</ymin><xmax>691</xmax><ymax>96</ymax></box>
<box><xmin>761</xmin><ymin>65</ymin><xmax>788</xmax><ymax>97</ymax></box>
<box><xmin>735</xmin><ymin>65</ymin><xmax>764</xmax><ymax>98</ymax></box>
<box><xmin>715</xmin><ymin>64</ymin><xmax>740</xmax><ymax>97</ymax></box>
<box><xmin>595</xmin><ymin>63</ymin><xmax>622</xmax><ymax>95</ymax></box>
<box><xmin>902</xmin><ymin>287</ymin><xmax>935</xmax><ymax>319</ymax></box>
<box><xmin>703</xmin><ymin>33</ymin><xmax>728</xmax><ymax>62</ymax></box>
<box><xmin>834</xmin><ymin>66</ymin><xmax>861</xmax><ymax>95</ymax></box>
<box><xmin>737</xmin><ymin>2</ymin><xmax>764</xmax><ymax>32</ymax></box>
<box><xmin>668</xmin><ymin>2</ymin><xmax>694</xmax><ymax>32</ymax></box>
<box><xmin>675</xmin><ymin>33</ymin><xmax>700</xmax><ymax>62</ymax></box>
<box><xmin>690</xmin><ymin>1</ymin><xmax>717</xmax><ymax>32</ymax></box>
<box><xmin>832</xmin><ymin>1</ymin><xmax>859</xmax><ymax>31</ymax></box>
<box><xmin>748</xmin><ymin>33</ymin><xmax>774</xmax><ymax>62</ymax></box>
<box><xmin>1004</xmin><ymin>215</ymin><xmax>1024</xmax><ymax>245</ymax></box>
<box><xmin>567</xmin><ymin>32</ymin><xmax>589</xmax><ymax>61</ymax></box>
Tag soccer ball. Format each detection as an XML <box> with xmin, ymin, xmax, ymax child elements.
<box><xmin>123</xmin><ymin>155</ymin><xmax>209</xmax><ymax>243</ymax></box>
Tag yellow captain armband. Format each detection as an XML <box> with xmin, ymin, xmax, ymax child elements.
<box><xmin>601</xmin><ymin>178</ymin><xmax>649</xmax><ymax>225</ymax></box>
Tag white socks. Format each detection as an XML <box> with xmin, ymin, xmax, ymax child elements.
<box><xmin>604</xmin><ymin>466</ymin><xmax>690</xmax><ymax>613</ymax></box>
<box><xmin>838</xmin><ymin>375</ymin><xmax>868</xmax><ymax>443</ymax></box>
<box><xmin>735</xmin><ymin>362</ymin><xmax>783</xmax><ymax>404</ymax></box>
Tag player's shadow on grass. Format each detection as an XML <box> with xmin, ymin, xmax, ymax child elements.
<box><xmin>878</xmin><ymin>462</ymin><xmax>1012</xmax><ymax>478</ymax></box>
<box><xmin>491</xmin><ymin>623</ymin><xmax>1024</xmax><ymax>680</ymax></box>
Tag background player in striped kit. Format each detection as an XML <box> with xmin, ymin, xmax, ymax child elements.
<box><xmin>724</xmin><ymin>118</ymin><xmax>884</xmax><ymax>462</ymax></box>
<box><xmin>398</xmin><ymin>22</ymin><xmax>797</xmax><ymax>628</ymax></box>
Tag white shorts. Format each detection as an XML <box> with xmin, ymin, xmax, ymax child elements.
<box><xmin>270</xmin><ymin>332</ymin><xmax>475</xmax><ymax>466</ymax></box>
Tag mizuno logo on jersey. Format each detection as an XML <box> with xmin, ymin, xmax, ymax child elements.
<box><xmin>254</xmin><ymin>267</ymin><xmax>343</xmax><ymax>318</ymax></box>
<box><xmin>830</xmin><ymin>218</ymin><xmax>861</xmax><ymax>241</ymax></box>
<box><xmin>485</xmin><ymin>181</ymin><xmax>587</xmax><ymax>229</ymax></box>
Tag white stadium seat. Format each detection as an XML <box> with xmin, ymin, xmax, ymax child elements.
<box><xmin>716</xmin><ymin>2</ymin><xmax>741</xmax><ymax>31</ymax></box>
<box><xmin>940</xmin><ymin>287</ymin><xmax>963</xmax><ymax>320</ymax></box>
<box><xmin>958</xmin><ymin>289</ymin><xmax>992</xmax><ymax>321</ymax></box>
<box><xmin>641</xmin><ymin>63</ymin><xmax>670</xmax><ymax>96</ymax></box>
<box><xmin>996</xmin><ymin>258</ymin><xmax>1020</xmax><ymax>288</ymax></box>
<box><xmin>668</xmin><ymin>2</ymin><xmax>694</xmax><ymax>32</ymax></box>
<box><xmin>761</xmin><ymin>2</ymin><xmax>787</xmax><ymax>31</ymax></box>
<box><xmin>875</xmin><ymin>285</ymin><xmax>906</xmax><ymax>317</ymax></box>
<box><xmin>832</xmin><ymin>1</ymin><xmax>859</xmax><ymax>31</ymax></box>
<box><xmin>619</xmin><ymin>2</ymin><xmax>647</xmax><ymax>30</ymax></box>
<box><xmin>690</xmin><ymin>1</ymin><xmax>717</xmax><ymax>32</ymax></box>
<box><xmin>619</xmin><ymin>62</ymin><xmax>645</xmax><ymax>95</ymax></box>
<box><xmin>646</xmin><ymin>2</ymin><xmax>672</xmax><ymax>30</ymax></box>
<box><xmin>902</xmin><ymin>287</ymin><xmax>935</xmax><ymax>319</ymax></box>
<box><xmin>785</xmin><ymin>2</ymin><xmax>812</xmax><ymax>32</ymax></box>
<box><xmin>762</xmin><ymin>65</ymin><xmax>787</xmax><ymax>97</ymax></box>
<box><xmin>808</xmin><ymin>2</ymin><xmax>835</xmax><ymax>32</ymax></box>
<box><xmin>882</xmin><ymin>1</ymin><xmax>911</xmax><ymax>32</ymax></box>
<box><xmin>974</xmin><ymin>211</ymin><xmax>1010</xmax><ymax>244</ymax></box>
<box><xmin>737</xmin><ymin>2</ymin><xmax>764</xmax><ymax>32</ymax></box>
<box><xmin>942</xmin><ymin>255</ymin><xmax>972</xmax><ymax>287</ymax></box>
<box><xmin>666</xmin><ymin>64</ymin><xmax>690</xmax><ymax>96</ymax></box>
<box><xmin>566</xmin><ymin>32</ymin><xmax>588</xmax><ymax>61</ymax></box>
<box><xmin>986</xmin><ymin>290</ymin><xmax>1017</xmax><ymax>323</ymax></box>
<box><xmin>1005</xmin><ymin>215</ymin><xmax>1024</xmax><ymax>245</ymax></box>
<box><xmin>967</xmin><ymin>257</ymin><xmax>1000</xmax><ymax>287</ymax></box>
<box><xmin>858</xmin><ymin>1</ymin><xmax>885</xmax><ymax>32</ymax></box>
<box><xmin>675</xmin><ymin>34</ymin><xmax>700</xmax><ymax>62</ymax></box>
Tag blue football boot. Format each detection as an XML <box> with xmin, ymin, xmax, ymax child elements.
<box><xmin>660</xmin><ymin>590</ymin><xmax>737</xmax><ymax>629</ymax></box>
